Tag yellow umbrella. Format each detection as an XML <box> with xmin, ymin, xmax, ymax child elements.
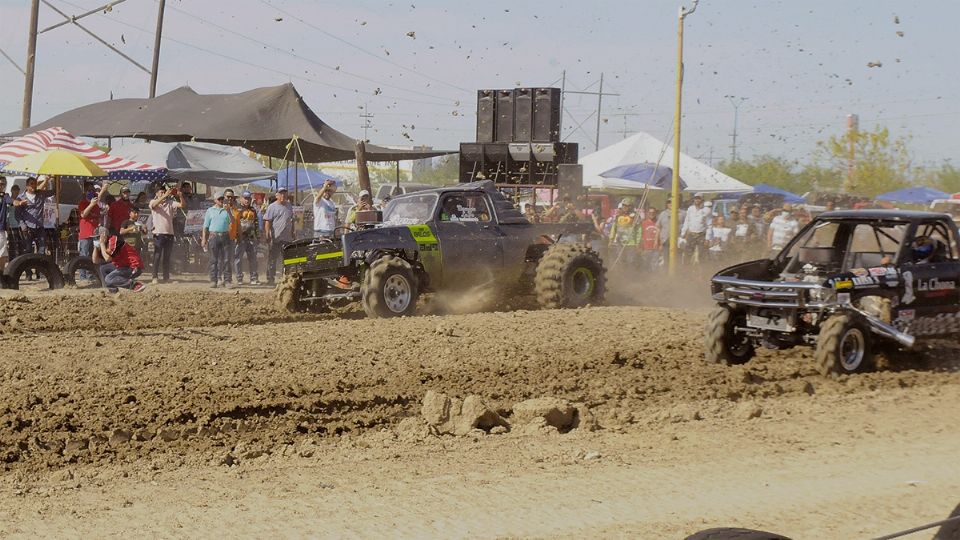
<box><xmin>1</xmin><ymin>149</ymin><xmax>106</xmax><ymax>177</ymax></box>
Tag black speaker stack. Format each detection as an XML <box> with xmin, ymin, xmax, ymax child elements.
<box><xmin>461</xmin><ymin>87</ymin><xmax>578</xmax><ymax>186</ymax></box>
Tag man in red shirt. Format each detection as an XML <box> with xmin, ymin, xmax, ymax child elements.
<box><xmin>108</xmin><ymin>186</ymin><xmax>136</xmax><ymax>234</ymax></box>
<box><xmin>77</xmin><ymin>181</ymin><xmax>108</xmax><ymax>280</ymax></box>
<box><xmin>92</xmin><ymin>227</ymin><xmax>146</xmax><ymax>293</ymax></box>
<box><xmin>640</xmin><ymin>207</ymin><xmax>662</xmax><ymax>271</ymax></box>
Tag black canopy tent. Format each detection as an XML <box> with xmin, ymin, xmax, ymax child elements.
<box><xmin>5</xmin><ymin>83</ymin><xmax>453</xmax><ymax>163</ymax></box>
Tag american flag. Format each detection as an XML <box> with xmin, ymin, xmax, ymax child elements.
<box><xmin>0</xmin><ymin>127</ymin><xmax>166</xmax><ymax>181</ymax></box>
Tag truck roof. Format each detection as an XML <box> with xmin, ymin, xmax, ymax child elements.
<box><xmin>818</xmin><ymin>209</ymin><xmax>954</xmax><ymax>222</ymax></box>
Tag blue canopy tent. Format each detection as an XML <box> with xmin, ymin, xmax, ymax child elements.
<box><xmin>876</xmin><ymin>186</ymin><xmax>949</xmax><ymax>205</ymax></box>
<box><xmin>737</xmin><ymin>183</ymin><xmax>805</xmax><ymax>204</ymax></box>
<box><xmin>600</xmin><ymin>162</ymin><xmax>684</xmax><ymax>190</ymax></box>
<box><xmin>250</xmin><ymin>166</ymin><xmax>343</xmax><ymax>191</ymax></box>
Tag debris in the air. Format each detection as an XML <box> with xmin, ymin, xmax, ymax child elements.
<box><xmin>406</xmin><ymin>31</ymin><xmax>416</xmax><ymax>39</ymax></box>
<box><xmin>896</xmin><ymin>31</ymin><xmax>904</xmax><ymax>37</ymax></box>
<box><xmin>867</xmin><ymin>61</ymin><xmax>883</xmax><ymax>68</ymax></box>
<box><xmin>894</xmin><ymin>15</ymin><xmax>900</xmax><ymax>24</ymax></box>
<box><xmin>274</xmin><ymin>17</ymin><xmax>283</xmax><ymax>22</ymax></box>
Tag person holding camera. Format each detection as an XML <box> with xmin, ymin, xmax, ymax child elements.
<box><xmin>149</xmin><ymin>184</ymin><xmax>184</xmax><ymax>283</ymax></box>
<box><xmin>91</xmin><ymin>227</ymin><xmax>146</xmax><ymax>293</ymax></box>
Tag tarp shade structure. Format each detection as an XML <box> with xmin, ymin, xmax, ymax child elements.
<box><xmin>250</xmin><ymin>166</ymin><xmax>342</xmax><ymax>190</ymax></box>
<box><xmin>6</xmin><ymin>84</ymin><xmax>454</xmax><ymax>163</ymax></box>
<box><xmin>581</xmin><ymin>132</ymin><xmax>751</xmax><ymax>193</ymax></box>
<box><xmin>0</xmin><ymin>127</ymin><xmax>166</xmax><ymax>181</ymax></box>
<box><xmin>738</xmin><ymin>183</ymin><xmax>805</xmax><ymax>204</ymax></box>
<box><xmin>600</xmin><ymin>162</ymin><xmax>684</xmax><ymax>190</ymax></box>
<box><xmin>876</xmin><ymin>186</ymin><xmax>950</xmax><ymax>205</ymax></box>
<box><xmin>113</xmin><ymin>141</ymin><xmax>275</xmax><ymax>187</ymax></box>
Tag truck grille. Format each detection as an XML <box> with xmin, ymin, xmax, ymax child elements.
<box><xmin>713</xmin><ymin>276</ymin><xmax>822</xmax><ymax>309</ymax></box>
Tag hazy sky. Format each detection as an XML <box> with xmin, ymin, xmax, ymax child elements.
<box><xmin>0</xmin><ymin>0</ymin><xmax>956</xmax><ymax>166</ymax></box>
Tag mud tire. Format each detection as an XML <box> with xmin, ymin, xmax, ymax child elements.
<box><xmin>816</xmin><ymin>314</ymin><xmax>874</xmax><ymax>376</ymax></box>
<box><xmin>705</xmin><ymin>306</ymin><xmax>755</xmax><ymax>365</ymax></box>
<box><xmin>685</xmin><ymin>527</ymin><xmax>791</xmax><ymax>540</ymax></box>
<box><xmin>276</xmin><ymin>274</ymin><xmax>303</xmax><ymax>313</ymax></box>
<box><xmin>2</xmin><ymin>254</ymin><xmax>65</xmax><ymax>291</ymax></box>
<box><xmin>534</xmin><ymin>243</ymin><xmax>606</xmax><ymax>309</ymax></box>
<box><xmin>362</xmin><ymin>255</ymin><xmax>419</xmax><ymax>318</ymax></box>
<box><xmin>63</xmin><ymin>256</ymin><xmax>102</xmax><ymax>287</ymax></box>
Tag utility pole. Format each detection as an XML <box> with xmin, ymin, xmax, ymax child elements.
<box><xmin>725</xmin><ymin>95</ymin><xmax>747</xmax><ymax>162</ymax></box>
<box><xmin>845</xmin><ymin>113</ymin><xmax>859</xmax><ymax>193</ymax></box>
<box><xmin>359</xmin><ymin>104</ymin><xmax>374</xmax><ymax>141</ymax></box>
<box><xmin>21</xmin><ymin>0</ymin><xmax>40</xmax><ymax>129</ymax></box>
<box><xmin>668</xmin><ymin>0</ymin><xmax>699</xmax><ymax>276</ymax></box>
<box><xmin>149</xmin><ymin>0</ymin><xmax>166</xmax><ymax>98</ymax></box>
<box><xmin>563</xmin><ymin>75</ymin><xmax>619</xmax><ymax>152</ymax></box>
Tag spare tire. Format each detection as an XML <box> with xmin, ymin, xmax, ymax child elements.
<box><xmin>2</xmin><ymin>253</ymin><xmax>65</xmax><ymax>291</ymax></box>
<box><xmin>64</xmin><ymin>256</ymin><xmax>102</xmax><ymax>288</ymax></box>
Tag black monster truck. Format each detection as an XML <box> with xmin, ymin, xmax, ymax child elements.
<box><xmin>276</xmin><ymin>180</ymin><xmax>606</xmax><ymax>317</ymax></box>
<box><xmin>707</xmin><ymin>210</ymin><xmax>960</xmax><ymax>375</ymax></box>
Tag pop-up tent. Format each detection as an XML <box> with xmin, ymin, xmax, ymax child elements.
<box><xmin>5</xmin><ymin>83</ymin><xmax>453</xmax><ymax>163</ymax></box>
<box><xmin>739</xmin><ymin>183</ymin><xmax>805</xmax><ymax>204</ymax></box>
<box><xmin>581</xmin><ymin>132</ymin><xmax>751</xmax><ymax>193</ymax></box>
<box><xmin>250</xmin><ymin>166</ymin><xmax>342</xmax><ymax>191</ymax></box>
<box><xmin>113</xmin><ymin>141</ymin><xmax>275</xmax><ymax>186</ymax></box>
<box><xmin>876</xmin><ymin>186</ymin><xmax>949</xmax><ymax>205</ymax></box>
<box><xmin>0</xmin><ymin>126</ymin><xmax>165</xmax><ymax>181</ymax></box>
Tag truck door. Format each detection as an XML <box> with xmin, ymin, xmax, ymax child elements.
<box><xmin>434</xmin><ymin>192</ymin><xmax>504</xmax><ymax>287</ymax></box>
<box><xmin>899</xmin><ymin>220</ymin><xmax>960</xmax><ymax>336</ymax></box>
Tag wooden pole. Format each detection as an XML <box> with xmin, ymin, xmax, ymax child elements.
<box><xmin>148</xmin><ymin>0</ymin><xmax>166</xmax><ymax>98</ymax></box>
<box><xmin>355</xmin><ymin>140</ymin><xmax>372</xmax><ymax>196</ymax></box>
<box><xmin>21</xmin><ymin>0</ymin><xmax>40</xmax><ymax>129</ymax></box>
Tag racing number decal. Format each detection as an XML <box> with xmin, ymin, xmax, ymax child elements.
<box><xmin>408</xmin><ymin>224</ymin><xmax>443</xmax><ymax>280</ymax></box>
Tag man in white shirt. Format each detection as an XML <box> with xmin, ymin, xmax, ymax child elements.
<box><xmin>313</xmin><ymin>181</ymin><xmax>338</xmax><ymax>237</ymax></box>
<box><xmin>767</xmin><ymin>204</ymin><xmax>800</xmax><ymax>253</ymax></box>
<box><xmin>706</xmin><ymin>214</ymin><xmax>733</xmax><ymax>259</ymax></box>
<box><xmin>680</xmin><ymin>193</ymin><xmax>712</xmax><ymax>261</ymax></box>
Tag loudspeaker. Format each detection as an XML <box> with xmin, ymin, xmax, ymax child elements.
<box><xmin>557</xmin><ymin>164</ymin><xmax>583</xmax><ymax>202</ymax></box>
<box><xmin>476</xmin><ymin>90</ymin><xmax>496</xmax><ymax>143</ymax></box>
<box><xmin>514</xmin><ymin>88</ymin><xmax>533</xmax><ymax>142</ymax></box>
<box><xmin>532</xmin><ymin>87</ymin><xmax>561</xmax><ymax>142</ymax></box>
<box><xmin>495</xmin><ymin>90</ymin><xmax>515</xmax><ymax>142</ymax></box>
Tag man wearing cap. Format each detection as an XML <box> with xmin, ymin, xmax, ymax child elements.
<box><xmin>108</xmin><ymin>185</ymin><xmax>136</xmax><ymax>234</ymax></box>
<box><xmin>263</xmin><ymin>187</ymin><xmax>294</xmax><ymax>285</ymax></box>
<box><xmin>346</xmin><ymin>190</ymin><xmax>374</xmax><ymax>229</ymax></box>
<box><xmin>233</xmin><ymin>190</ymin><xmax>260</xmax><ymax>285</ymax></box>
<box><xmin>78</xmin><ymin>181</ymin><xmax>109</xmax><ymax>280</ymax></box>
<box><xmin>313</xmin><ymin>180</ymin><xmax>338</xmax><ymax>237</ymax></box>
<box><xmin>202</xmin><ymin>192</ymin><xmax>234</xmax><ymax>288</ymax></box>
<box><xmin>13</xmin><ymin>176</ymin><xmax>55</xmax><ymax>258</ymax></box>
<box><xmin>680</xmin><ymin>192</ymin><xmax>712</xmax><ymax>263</ymax></box>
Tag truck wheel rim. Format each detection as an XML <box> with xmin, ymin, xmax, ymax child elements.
<box><xmin>384</xmin><ymin>274</ymin><xmax>412</xmax><ymax>313</ymax></box>
<box><xmin>840</xmin><ymin>327</ymin><xmax>865</xmax><ymax>371</ymax></box>
<box><xmin>571</xmin><ymin>267</ymin><xmax>595</xmax><ymax>298</ymax></box>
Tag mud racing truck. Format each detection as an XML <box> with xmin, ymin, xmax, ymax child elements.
<box><xmin>276</xmin><ymin>180</ymin><xmax>606</xmax><ymax>318</ymax></box>
<box><xmin>707</xmin><ymin>210</ymin><xmax>960</xmax><ymax>375</ymax></box>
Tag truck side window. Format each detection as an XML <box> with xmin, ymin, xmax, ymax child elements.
<box><xmin>438</xmin><ymin>194</ymin><xmax>491</xmax><ymax>223</ymax></box>
<box><xmin>917</xmin><ymin>221</ymin><xmax>959</xmax><ymax>262</ymax></box>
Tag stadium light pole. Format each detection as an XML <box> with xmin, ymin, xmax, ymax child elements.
<box><xmin>668</xmin><ymin>0</ymin><xmax>699</xmax><ymax>275</ymax></box>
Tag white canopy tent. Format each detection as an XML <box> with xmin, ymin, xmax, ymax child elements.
<box><xmin>580</xmin><ymin>132</ymin><xmax>751</xmax><ymax>193</ymax></box>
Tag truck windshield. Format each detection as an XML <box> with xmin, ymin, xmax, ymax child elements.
<box><xmin>382</xmin><ymin>193</ymin><xmax>438</xmax><ymax>225</ymax></box>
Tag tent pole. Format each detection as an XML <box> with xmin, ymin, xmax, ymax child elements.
<box><xmin>355</xmin><ymin>140</ymin><xmax>372</xmax><ymax>198</ymax></box>
<box><xmin>395</xmin><ymin>161</ymin><xmax>400</xmax><ymax>191</ymax></box>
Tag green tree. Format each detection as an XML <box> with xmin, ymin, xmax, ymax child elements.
<box><xmin>718</xmin><ymin>155</ymin><xmax>804</xmax><ymax>193</ymax></box>
<box><xmin>925</xmin><ymin>163</ymin><xmax>960</xmax><ymax>194</ymax></box>
<box><xmin>817</xmin><ymin>126</ymin><xmax>911</xmax><ymax>197</ymax></box>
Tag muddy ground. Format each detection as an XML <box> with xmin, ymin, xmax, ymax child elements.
<box><xmin>0</xmin><ymin>286</ymin><xmax>958</xmax><ymax>538</ymax></box>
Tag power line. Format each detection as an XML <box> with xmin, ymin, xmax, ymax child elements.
<box><xmin>54</xmin><ymin>0</ymin><xmax>454</xmax><ymax>108</ymax></box>
<box><xmin>258</xmin><ymin>0</ymin><xmax>471</xmax><ymax>94</ymax></box>
<box><xmin>159</xmin><ymin>0</ymin><xmax>462</xmax><ymax>104</ymax></box>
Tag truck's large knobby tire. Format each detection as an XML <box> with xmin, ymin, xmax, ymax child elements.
<box><xmin>362</xmin><ymin>255</ymin><xmax>419</xmax><ymax>318</ymax></box>
<box><xmin>685</xmin><ymin>527</ymin><xmax>792</xmax><ymax>540</ymax></box>
<box><xmin>63</xmin><ymin>256</ymin><xmax>102</xmax><ymax>288</ymax></box>
<box><xmin>535</xmin><ymin>244</ymin><xmax>606</xmax><ymax>309</ymax></box>
<box><xmin>815</xmin><ymin>314</ymin><xmax>874</xmax><ymax>376</ymax></box>
<box><xmin>1</xmin><ymin>254</ymin><xmax>65</xmax><ymax>291</ymax></box>
<box><xmin>276</xmin><ymin>274</ymin><xmax>303</xmax><ymax>313</ymax></box>
<box><xmin>705</xmin><ymin>305</ymin><xmax>755</xmax><ymax>365</ymax></box>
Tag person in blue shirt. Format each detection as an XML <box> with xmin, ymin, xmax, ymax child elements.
<box><xmin>201</xmin><ymin>192</ymin><xmax>234</xmax><ymax>288</ymax></box>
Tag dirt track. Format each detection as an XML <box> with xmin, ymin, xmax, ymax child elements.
<box><xmin>0</xmin><ymin>288</ymin><xmax>958</xmax><ymax>537</ymax></box>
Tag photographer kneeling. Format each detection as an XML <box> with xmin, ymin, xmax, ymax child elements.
<box><xmin>91</xmin><ymin>227</ymin><xmax>147</xmax><ymax>293</ymax></box>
